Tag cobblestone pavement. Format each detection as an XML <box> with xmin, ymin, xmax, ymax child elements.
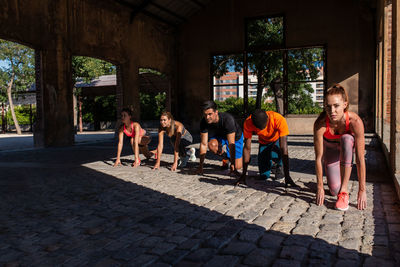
<box><xmin>0</xmin><ymin>135</ymin><xmax>399</xmax><ymax>266</ymax></box>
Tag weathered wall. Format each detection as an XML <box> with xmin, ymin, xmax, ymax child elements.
<box><xmin>178</xmin><ymin>0</ymin><xmax>376</xmax><ymax>133</ymax></box>
<box><xmin>0</xmin><ymin>0</ymin><xmax>176</xmax><ymax>146</ymax></box>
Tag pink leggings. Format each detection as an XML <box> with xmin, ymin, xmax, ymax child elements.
<box><xmin>323</xmin><ymin>134</ymin><xmax>354</xmax><ymax>196</ymax></box>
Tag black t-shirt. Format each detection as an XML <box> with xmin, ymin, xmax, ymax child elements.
<box><xmin>200</xmin><ymin>112</ymin><xmax>242</xmax><ymax>141</ymax></box>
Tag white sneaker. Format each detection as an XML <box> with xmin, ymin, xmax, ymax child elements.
<box><xmin>188</xmin><ymin>147</ymin><xmax>196</xmax><ymax>162</ymax></box>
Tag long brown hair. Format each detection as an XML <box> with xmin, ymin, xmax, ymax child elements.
<box><xmin>159</xmin><ymin>111</ymin><xmax>175</xmax><ymax>135</ymax></box>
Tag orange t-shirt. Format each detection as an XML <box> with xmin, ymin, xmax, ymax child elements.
<box><xmin>243</xmin><ymin>111</ymin><xmax>289</xmax><ymax>144</ymax></box>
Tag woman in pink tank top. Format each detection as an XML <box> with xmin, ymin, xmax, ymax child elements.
<box><xmin>113</xmin><ymin>108</ymin><xmax>154</xmax><ymax>167</ymax></box>
<box><xmin>313</xmin><ymin>84</ymin><xmax>366</xmax><ymax>211</ymax></box>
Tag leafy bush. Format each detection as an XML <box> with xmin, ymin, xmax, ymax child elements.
<box><xmin>140</xmin><ymin>92</ymin><xmax>166</xmax><ymax>120</ymax></box>
<box><xmin>215</xmin><ymin>97</ymin><xmax>276</xmax><ymax>117</ymax></box>
<box><xmin>1</xmin><ymin>105</ymin><xmax>36</xmax><ymax>126</ymax></box>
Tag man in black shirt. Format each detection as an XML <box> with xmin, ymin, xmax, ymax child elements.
<box><xmin>195</xmin><ymin>100</ymin><xmax>243</xmax><ymax>175</ymax></box>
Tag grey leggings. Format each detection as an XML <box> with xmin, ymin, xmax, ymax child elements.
<box><xmin>170</xmin><ymin>130</ymin><xmax>193</xmax><ymax>157</ymax></box>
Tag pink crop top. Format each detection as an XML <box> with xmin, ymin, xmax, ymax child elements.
<box><xmin>123</xmin><ymin>122</ymin><xmax>146</xmax><ymax>137</ymax></box>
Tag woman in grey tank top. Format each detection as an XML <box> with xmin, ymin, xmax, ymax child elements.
<box><xmin>153</xmin><ymin>112</ymin><xmax>196</xmax><ymax>171</ymax></box>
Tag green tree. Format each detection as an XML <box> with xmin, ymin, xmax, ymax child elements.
<box><xmin>0</xmin><ymin>40</ymin><xmax>35</xmax><ymax>134</ymax></box>
<box><xmin>72</xmin><ymin>56</ymin><xmax>116</xmax><ymax>83</ymax></box>
<box><xmin>212</xmin><ymin>17</ymin><xmax>323</xmax><ymax>115</ymax></box>
<box><xmin>72</xmin><ymin>56</ymin><xmax>116</xmax><ymax>132</ymax></box>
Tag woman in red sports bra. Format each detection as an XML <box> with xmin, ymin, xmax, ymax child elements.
<box><xmin>113</xmin><ymin>108</ymin><xmax>153</xmax><ymax>167</ymax></box>
<box><xmin>314</xmin><ymin>84</ymin><xmax>366</xmax><ymax>211</ymax></box>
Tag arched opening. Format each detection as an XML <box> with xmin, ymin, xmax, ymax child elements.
<box><xmin>0</xmin><ymin>38</ymin><xmax>36</xmax><ymax>149</ymax></box>
<box><xmin>138</xmin><ymin>67</ymin><xmax>170</xmax><ymax>125</ymax></box>
<box><xmin>72</xmin><ymin>56</ymin><xmax>117</xmax><ymax>134</ymax></box>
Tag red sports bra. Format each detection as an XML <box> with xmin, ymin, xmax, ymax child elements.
<box><xmin>323</xmin><ymin>112</ymin><xmax>352</xmax><ymax>140</ymax></box>
<box><xmin>123</xmin><ymin>122</ymin><xmax>146</xmax><ymax>137</ymax></box>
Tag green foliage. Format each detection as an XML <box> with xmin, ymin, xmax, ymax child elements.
<box><xmin>0</xmin><ymin>40</ymin><xmax>35</xmax><ymax>99</ymax></box>
<box><xmin>247</xmin><ymin>17</ymin><xmax>284</xmax><ymax>48</ymax></box>
<box><xmin>72</xmin><ymin>56</ymin><xmax>116</xmax><ymax>83</ymax></box>
<box><xmin>213</xmin><ymin>17</ymin><xmax>324</xmax><ymax>115</ymax></box>
<box><xmin>139</xmin><ymin>68</ymin><xmax>166</xmax><ymax>78</ymax></box>
<box><xmin>287</xmin><ymin>82</ymin><xmax>323</xmax><ymax>114</ymax></box>
<box><xmin>1</xmin><ymin>105</ymin><xmax>36</xmax><ymax>126</ymax></box>
<box><xmin>212</xmin><ymin>55</ymin><xmax>243</xmax><ymax>79</ymax></box>
<box><xmin>81</xmin><ymin>95</ymin><xmax>116</xmax><ymax>123</ymax></box>
<box><xmin>140</xmin><ymin>92</ymin><xmax>166</xmax><ymax>120</ymax></box>
<box><xmin>215</xmin><ymin>97</ymin><xmax>276</xmax><ymax>117</ymax></box>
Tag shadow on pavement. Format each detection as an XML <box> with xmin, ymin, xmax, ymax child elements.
<box><xmin>0</xmin><ymin>143</ymin><xmax>395</xmax><ymax>266</ymax></box>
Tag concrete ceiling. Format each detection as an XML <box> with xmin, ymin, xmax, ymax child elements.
<box><xmin>114</xmin><ymin>0</ymin><xmax>210</xmax><ymax>27</ymax></box>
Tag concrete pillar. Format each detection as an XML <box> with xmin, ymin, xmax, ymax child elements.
<box><xmin>391</xmin><ymin>0</ymin><xmax>400</xmax><ymax>198</ymax></box>
<box><xmin>120</xmin><ymin>61</ymin><xmax>140</xmax><ymax>121</ymax></box>
<box><xmin>34</xmin><ymin>37</ymin><xmax>74</xmax><ymax>147</ymax></box>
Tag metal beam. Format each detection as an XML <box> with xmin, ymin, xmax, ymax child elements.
<box><xmin>186</xmin><ymin>0</ymin><xmax>205</xmax><ymax>9</ymax></box>
<box><xmin>115</xmin><ymin>0</ymin><xmax>177</xmax><ymax>27</ymax></box>
<box><xmin>149</xmin><ymin>2</ymin><xmax>187</xmax><ymax>22</ymax></box>
<box><xmin>129</xmin><ymin>0</ymin><xmax>153</xmax><ymax>23</ymax></box>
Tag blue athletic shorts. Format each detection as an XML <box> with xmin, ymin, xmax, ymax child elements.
<box><xmin>210</xmin><ymin>133</ymin><xmax>243</xmax><ymax>159</ymax></box>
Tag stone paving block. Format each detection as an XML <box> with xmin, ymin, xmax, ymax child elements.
<box><xmin>310</xmin><ymin>239</ymin><xmax>337</xmax><ymax>254</ymax></box>
<box><xmin>337</xmin><ymin>248</ymin><xmax>360</xmax><ymax>261</ymax></box>
<box><xmin>252</xmin><ymin>214</ymin><xmax>278</xmax><ymax>230</ymax></box>
<box><xmin>148</xmin><ymin>242</ymin><xmax>177</xmax><ymax>256</ymax></box>
<box><xmin>184</xmin><ymin>248</ymin><xmax>217</xmax><ymax>262</ymax></box>
<box><xmin>160</xmin><ymin>249</ymin><xmax>191</xmax><ymax>265</ymax></box>
<box><xmin>127</xmin><ymin>254</ymin><xmax>159</xmax><ymax>267</ymax></box>
<box><xmin>237</xmin><ymin>209</ymin><xmax>260</xmax><ymax>222</ymax></box>
<box><xmin>338</xmin><ymin>238</ymin><xmax>361</xmax><ymax>250</ymax></box>
<box><xmin>291</xmin><ymin>225</ymin><xmax>319</xmax><ymax>236</ymax></box>
<box><xmin>238</xmin><ymin>229</ymin><xmax>264</xmax><ymax>243</ymax></box>
<box><xmin>221</xmin><ymin>241</ymin><xmax>257</xmax><ymax>255</ymax></box>
<box><xmin>283</xmin><ymin>235</ymin><xmax>314</xmax><ymax>247</ymax></box>
<box><xmin>280</xmin><ymin>245</ymin><xmax>308</xmax><ymax>261</ymax></box>
<box><xmin>308</xmin><ymin>249</ymin><xmax>333</xmax><ymax>261</ymax></box>
<box><xmin>371</xmin><ymin>245</ymin><xmax>393</xmax><ymax>260</ymax></box>
<box><xmin>363</xmin><ymin>256</ymin><xmax>396</xmax><ymax>267</ymax></box>
<box><xmin>175</xmin><ymin>260</ymin><xmax>202</xmax><ymax>267</ymax></box>
<box><xmin>270</xmin><ymin>222</ymin><xmax>296</xmax><ymax>235</ymax></box>
<box><xmin>373</xmin><ymin>235</ymin><xmax>390</xmax><ymax>247</ymax></box>
<box><xmin>203</xmin><ymin>255</ymin><xmax>239</xmax><ymax>267</ymax></box>
<box><xmin>178</xmin><ymin>238</ymin><xmax>202</xmax><ymax>251</ymax></box>
<box><xmin>193</xmin><ymin>230</ymin><xmax>215</xmax><ymax>240</ymax></box>
<box><xmin>316</xmin><ymin>230</ymin><xmax>341</xmax><ymax>244</ymax></box>
<box><xmin>342</xmin><ymin>228</ymin><xmax>363</xmax><ymax>239</ymax></box>
<box><xmin>307</xmin><ymin>258</ymin><xmax>332</xmax><ymax>267</ymax></box>
<box><xmin>0</xmin><ymin>249</ymin><xmax>24</xmax><ymax>262</ymax></box>
<box><xmin>175</xmin><ymin>227</ymin><xmax>199</xmax><ymax>238</ymax></box>
<box><xmin>141</xmin><ymin>236</ymin><xmax>165</xmax><ymax>248</ymax></box>
<box><xmin>334</xmin><ymin>259</ymin><xmax>359</xmax><ymax>267</ymax></box>
<box><xmin>243</xmin><ymin>248</ymin><xmax>278</xmax><ymax>266</ymax></box>
<box><xmin>272</xmin><ymin>258</ymin><xmax>301</xmax><ymax>267</ymax></box>
<box><xmin>258</xmin><ymin>232</ymin><xmax>285</xmax><ymax>249</ymax></box>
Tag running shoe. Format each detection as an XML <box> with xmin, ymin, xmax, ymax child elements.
<box><xmin>335</xmin><ymin>192</ymin><xmax>349</xmax><ymax>211</ymax></box>
<box><xmin>188</xmin><ymin>147</ymin><xmax>196</xmax><ymax>162</ymax></box>
<box><xmin>273</xmin><ymin>166</ymin><xmax>285</xmax><ymax>180</ymax></box>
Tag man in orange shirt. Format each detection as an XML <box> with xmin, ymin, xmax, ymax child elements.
<box><xmin>236</xmin><ymin>109</ymin><xmax>297</xmax><ymax>187</ymax></box>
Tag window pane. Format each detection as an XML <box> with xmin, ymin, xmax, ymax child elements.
<box><xmin>287</xmin><ymin>81</ymin><xmax>324</xmax><ymax>114</ymax></box>
<box><xmin>212</xmin><ymin>54</ymin><xmax>245</xmax><ymax>116</ymax></box>
<box><xmin>246</xmin><ymin>16</ymin><xmax>284</xmax><ymax>49</ymax></box>
<box><xmin>288</xmin><ymin>47</ymin><xmax>324</xmax><ymax>82</ymax></box>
